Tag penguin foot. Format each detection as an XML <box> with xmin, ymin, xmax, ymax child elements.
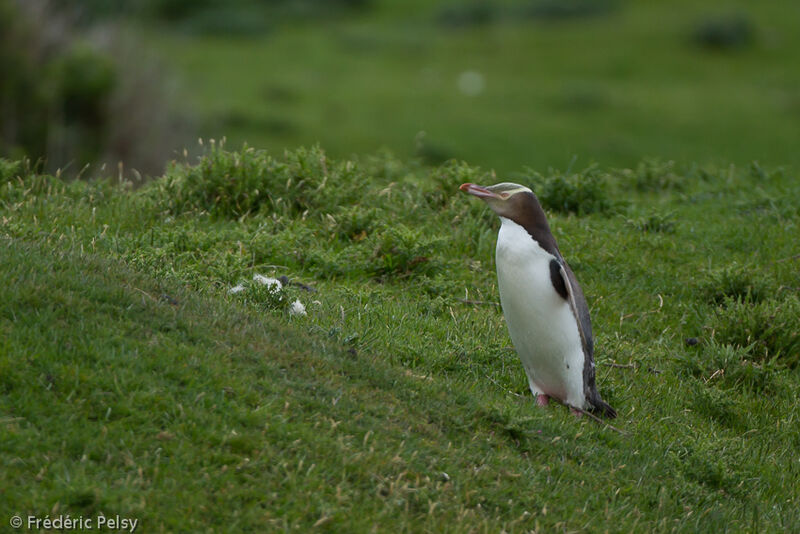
<box><xmin>570</xmin><ymin>407</ymin><xmax>583</xmax><ymax>417</ymax></box>
<box><xmin>536</xmin><ymin>394</ymin><xmax>550</xmax><ymax>407</ymax></box>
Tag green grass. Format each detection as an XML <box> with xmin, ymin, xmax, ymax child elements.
<box><xmin>145</xmin><ymin>0</ymin><xmax>800</xmax><ymax>174</ymax></box>
<box><xmin>2</xmin><ymin>147</ymin><xmax>799</xmax><ymax>531</ymax></box>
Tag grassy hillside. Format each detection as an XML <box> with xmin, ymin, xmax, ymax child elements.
<box><xmin>148</xmin><ymin>0</ymin><xmax>800</xmax><ymax>173</ymax></box>
<box><xmin>2</xmin><ymin>148</ymin><xmax>799</xmax><ymax>531</ymax></box>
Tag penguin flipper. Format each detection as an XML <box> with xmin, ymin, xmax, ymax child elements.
<box><xmin>553</xmin><ymin>260</ymin><xmax>593</xmax><ymax>365</ymax></box>
<box><xmin>555</xmin><ymin>261</ymin><xmax>617</xmax><ymax>420</ymax></box>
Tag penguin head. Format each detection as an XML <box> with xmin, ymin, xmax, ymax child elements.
<box><xmin>461</xmin><ymin>181</ymin><xmax>560</xmax><ymax>259</ymax></box>
<box><xmin>459</xmin><ymin>182</ymin><xmax>536</xmax><ymax>219</ymax></box>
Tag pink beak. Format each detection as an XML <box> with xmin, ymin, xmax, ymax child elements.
<box><xmin>460</xmin><ymin>183</ymin><xmax>500</xmax><ymax>199</ymax></box>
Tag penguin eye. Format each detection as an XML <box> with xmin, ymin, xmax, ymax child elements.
<box><xmin>499</xmin><ymin>192</ymin><xmax>510</xmax><ymax>199</ymax></box>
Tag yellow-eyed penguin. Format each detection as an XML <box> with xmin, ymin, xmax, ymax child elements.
<box><xmin>460</xmin><ymin>182</ymin><xmax>616</xmax><ymax>418</ymax></box>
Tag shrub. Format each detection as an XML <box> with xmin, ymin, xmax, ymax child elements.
<box><xmin>415</xmin><ymin>160</ymin><xmax>496</xmax><ymax>217</ymax></box>
<box><xmin>154</xmin><ymin>145</ymin><xmax>360</xmax><ymax>218</ymax></box>
<box><xmin>616</xmin><ymin>159</ymin><xmax>685</xmax><ymax>193</ymax></box>
<box><xmin>0</xmin><ymin>161</ymin><xmax>77</xmax><ymax>206</ymax></box>
<box><xmin>0</xmin><ymin>159</ymin><xmax>23</xmax><ymax>182</ymax></box>
<box><xmin>332</xmin><ymin>205</ymin><xmax>382</xmax><ymax>242</ymax></box>
<box><xmin>156</xmin><ymin>146</ymin><xmax>272</xmax><ymax>217</ymax></box>
<box><xmin>368</xmin><ymin>224</ymin><xmax>442</xmax><ymax>278</ymax></box>
<box><xmin>54</xmin><ymin>45</ymin><xmax>117</xmax><ymax>126</ymax></box>
<box><xmin>0</xmin><ymin>0</ymin><xmax>188</xmax><ymax>177</ymax></box>
<box><xmin>48</xmin><ymin>44</ymin><xmax>118</xmax><ymax>166</ymax></box>
<box><xmin>526</xmin><ymin>165</ymin><xmax>614</xmax><ymax>215</ymax></box>
<box><xmin>434</xmin><ymin>160</ymin><xmax>493</xmax><ymax>193</ymax></box>
<box><xmin>0</xmin><ymin>0</ymin><xmax>52</xmax><ymax>161</ymax></box>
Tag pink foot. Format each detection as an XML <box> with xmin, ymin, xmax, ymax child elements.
<box><xmin>536</xmin><ymin>394</ymin><xmax>550</xmax><ymax>407</ymax></box>
<box><xmin>570</xmin><ymin>408</ymin><xmax>583</xmax><ymax>417</ymax></box>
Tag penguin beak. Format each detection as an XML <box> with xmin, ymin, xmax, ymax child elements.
<box><xmin>460</xmin><ymin>183</ymin><xmax>501</xmax><ymax>200</ymax></box>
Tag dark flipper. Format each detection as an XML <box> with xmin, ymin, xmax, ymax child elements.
<box><xmin>549</xmin><ymin>259</ymin><xmax>569</xmax><ymax>300</ymax></box>
<box><xmin>555</xmin><ymin>260</ymin><xmax>617</xmax><ymax>420</ymax></box>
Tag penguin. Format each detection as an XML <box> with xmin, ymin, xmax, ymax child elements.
<box><xmin>460</xmin><ymin>182</ymin><xmax>616</xmax><ymax>418</ymax></box>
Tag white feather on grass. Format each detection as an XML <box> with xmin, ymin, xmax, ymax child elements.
<box><xmin>253</xmin><ymin>274</ymin><xmax>282</xmax><ymax>290</ymax></box>
<box><xmin>289</xmin><ymin>299</ymin><xmax>307</xmax><ymax>316</ymax></box>
<box><xmin>229</xmin><ymin>275</ymin><xmax>308</xmax><ymax>316</ymax></box>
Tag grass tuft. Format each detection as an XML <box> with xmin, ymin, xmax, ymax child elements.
<box><xmin>368</xmin><ymin>223</ymin><xmax>442</xmax><ymax>278</ymax></box>
<box><xmin>698</xmin><ymin>262</ymin><xmax>773</xmax><ymax>305</ymax></box>
<box><xmin>679</xmin><ymin>341</ymin><xmax>789</xmax><ymax>395</ymax></box>
<box><xmin>155</xmin><ymin>144</ymin><xmax>358</xmax><ymax>218</ymax></box>
<box><xmin>709</xmin><ymin>296</ymin><xmax>800</xmax><ymax>367</ymax></box>
<box><xmin>625</xmin><ymin>211</ymin><xmax>677</xmax><ymax>233</ymax></box>
<box><xmin>617</xmin><ymin>159</ymin><xmax>686</xmax><ymax>193</ymax></box>
<box><xmin>526</xmin><ymin>164</ymin><xmax>615</xmax><ymax>215</ymax></box>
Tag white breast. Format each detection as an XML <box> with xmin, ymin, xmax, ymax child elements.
<box><xmin>495</xmin><ymin>217</ymin><xmax>586</xmax><ymax>408</ymax></box>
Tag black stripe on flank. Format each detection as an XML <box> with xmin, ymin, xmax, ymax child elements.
<box><xmin>549</xmin><ymin>259</ymin><xmax>568</xmax><ymax>300</ymax></box>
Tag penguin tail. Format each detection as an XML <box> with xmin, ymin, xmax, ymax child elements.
<box><xmin>590</xmin><ymin>398</ymin><xmax>617</xmax><ymax>419</ymax></box>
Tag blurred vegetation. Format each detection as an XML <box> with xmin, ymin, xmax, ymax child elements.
<box><xmin>3</xmin><ymin>0</ymin><xmax>800</xmax><ymax>179</ymax></box>
<box><xmin>0</xmin><ymin>0</ymin><xmax>188</xmax><ymax>176</ymax></box>
<box><xmin>145</xmin><ymin>0</ymin><xmax>800</xmax><ymax>174</ymax></box>
<box><xmin>691</xmin><ymin>13</ymin><xmax>755</xmax><ymax>50</ymax></box>
<box><xmin>55</xmin><ymin>0</ymin><xmax>372</xmax><ymax>33</ymax></box>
